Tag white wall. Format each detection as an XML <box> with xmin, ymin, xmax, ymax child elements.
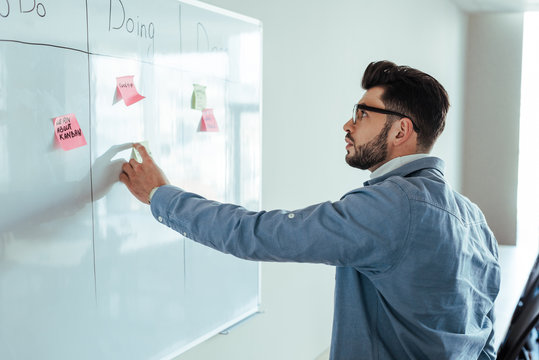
<box><xmin>462</xmin><ymin>13</ymin><xmax>524</xmax><ymax>246</ymax></box>
<box><xmin>175</xmin><ymin>0</ymin><xmax>467</xmax><ymax>359</ymax></box>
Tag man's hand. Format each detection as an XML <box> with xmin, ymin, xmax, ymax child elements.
<box><xmin>119</xmin><ymin>143</ymin><xmax>170</xmax><ymax>204</ymax></box>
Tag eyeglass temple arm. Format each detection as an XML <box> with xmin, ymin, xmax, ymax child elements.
<box><xmin>356</xmin><ymin>104</ymin><xmax>420</xmax><ymax>133</ymax></box>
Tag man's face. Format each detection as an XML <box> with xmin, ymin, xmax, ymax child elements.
<box><xmin>343</xmin><ymin>86</ymin><xmax>392</xmax><ymax>171</ymax></box>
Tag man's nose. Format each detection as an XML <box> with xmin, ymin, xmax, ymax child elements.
<box><xmin>343</xmin><ymin>118</ymin><xmax>353</xmax><ymax>132</ymax></box>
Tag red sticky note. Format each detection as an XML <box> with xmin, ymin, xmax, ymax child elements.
<box><xmin>199</xmin><ymin>108</ymin><xmax>219</xmax><ymax>132</ymax></box>
<box><xmin>53</xmin><ymin>114</ymin><xmax>87</xmax><ymax>151</ymax></box>
<box><xmin>116</xmin><ymin>75</ymin><xmax>145</xmax><ymax>106</ymax></box>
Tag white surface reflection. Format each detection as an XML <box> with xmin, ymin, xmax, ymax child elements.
<box><xmin>1</xmin><ymin>0</ymin><xmax>262</xmax><ymax>358</ymax></box>
<box><xmin>0</xmin><ymin>42</ymin><xmax>97</xmax><ymax>360</ymax></box>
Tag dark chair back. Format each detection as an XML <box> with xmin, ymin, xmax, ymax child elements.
<box><xmin>497</xmin><ymin>253</ymin><xmax>539</xmax><ymax>360</ymax></box>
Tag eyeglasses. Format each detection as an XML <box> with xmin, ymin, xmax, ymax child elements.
<box><xmin>353</xmin><ymin>103</ymin><xmax>420</xmax><ymax>133</ymax></box>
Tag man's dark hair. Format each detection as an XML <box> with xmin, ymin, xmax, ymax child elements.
<box><xmin>362</xmin><ymin>60</ymin><xmax>450</xmax><ymax>151</ymax></box>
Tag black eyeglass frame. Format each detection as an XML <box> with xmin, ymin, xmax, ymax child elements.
<box><xmin>353</xmin><ymin>103</ymin><xmax>420</xmax><ymax>133</ymax></box>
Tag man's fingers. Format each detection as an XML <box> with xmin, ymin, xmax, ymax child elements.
<box><xmin>122</xmin><ymin>161</ymin><xmax>135</xmax><ymax>177</ymax></box>
<box><xmin>134</xmin><ymin>143</ymin><xmax>151</xmax><ymax>161</ymax></box>
<box><xmin>129</xmin><ymin>158</ymin><xmax>141</xmax><ymax>169</ymax></box>
<box><xmin>118</xmin><ymin>144</ymin><xmax>167</xmax><ymax>205</ymax></box>
<box><xmin>119</xmin><ymin>171</ymin><xmax>130</xmax><ymax>185</ymax></box>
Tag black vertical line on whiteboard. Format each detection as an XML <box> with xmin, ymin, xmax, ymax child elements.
<box><xmin>196</xmin><ymin>22</ymin><xmax>209</xmax><ymax>52</ymax></box>
<box><xmin>178</xmin><ymin>4</ymin><xmax>182</xmax><ymax>53</ymax></box>
<box><xmin>85</xmin><ymin>0</ymin><xmax>98</xmax><ymax>305</ymax></box>
<box><xmin>108</xmin><ymin>0</ymin><xmax>112</xmax><ymax>31</ymax></box>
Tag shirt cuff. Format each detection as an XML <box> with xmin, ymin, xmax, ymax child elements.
<box><xmin>150</xmin><ymin>185</ymin><xmax>186</xmax><ymax>226</ymax></box>
<box><xmin>148</xmin><ymin>186</ymin><xmax>160</xmax><ymax>204</ymax></box>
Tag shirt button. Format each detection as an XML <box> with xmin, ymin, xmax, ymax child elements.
<box><xmin>288</xmin><ymin>213</ymin><xmax>295</xmax><ymax>219</ymax></box>
<box><xmin>158</xmin><ymin>216</ymin><xmax>163</xmax><ymax>222</ymax></box>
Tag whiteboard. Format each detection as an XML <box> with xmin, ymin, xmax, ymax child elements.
<box><xmin>0</xmin><ymin>0</ymin><xmax>262</xmax><ymax>359</ymax></box>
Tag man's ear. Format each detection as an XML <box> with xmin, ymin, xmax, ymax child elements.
<box><xmin>392</xmin><ymin>118</ymin><xmax>414</xmax><ymax>145</ymax></box>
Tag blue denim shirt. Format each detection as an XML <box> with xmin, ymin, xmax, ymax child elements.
<box><xmin>150</xmin><ymin>157</ymin><xmax>500</xmax><ymax>359</ymax></box>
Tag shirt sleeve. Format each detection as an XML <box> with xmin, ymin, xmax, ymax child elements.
<box><xmin>150</xmin><ymin>183</ymin><xmax>411</xmax><ymax>272</ymax></box>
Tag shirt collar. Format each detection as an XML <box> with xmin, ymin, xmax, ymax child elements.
<box><xmin>370</xmin><ymin>154</ymin><xmax>431</xmax><ymax>180</ymax></box>
<box><xmin>364</xmin><ymin>156</ymin><xmax>445</xmax><ymax>187</ymax></box>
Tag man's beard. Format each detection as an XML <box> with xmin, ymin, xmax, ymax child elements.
<box><xmin>345</xmin><ymin>120</ymin><xmax>393</xmax><ymax>170</ymax></box>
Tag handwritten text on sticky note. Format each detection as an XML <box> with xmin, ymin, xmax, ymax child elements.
<box><xmin>199</xmin><ymin>108</ymin><xmax>219</xmax><ymax>132</ymax></box>
<box><xmin>116</xmin><ymin>75</ymin><xmax>145</xmax><ymax>106</ymax></box>
<box><xmin>53</xmin><ymin>114</ymin><xmax>87</xmax><ymax>151</ymax></box>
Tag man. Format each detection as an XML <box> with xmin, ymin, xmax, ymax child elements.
<box><xmin>120</xmin><ymin>60</ymin><xmax>500</xmax><ymax>359</ymax></box>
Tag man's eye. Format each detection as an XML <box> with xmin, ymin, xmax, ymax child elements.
<box><xmin>360</xmin><ymin>111</ymin><xmax>367</xmax><ymax>118</ymax></box>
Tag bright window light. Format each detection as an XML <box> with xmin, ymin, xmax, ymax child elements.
<box><xmin>517</xmin><ymin>12</ymin><xmax>539</xmax><ymax>253</ymax></box>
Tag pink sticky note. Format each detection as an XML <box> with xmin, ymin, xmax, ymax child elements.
<box><xmin>53</xmin><ymin>114</ymin><xmax>87</xmax><ymax>151</ymax></box>
<box><xmin>116</xmin><ymin>75</ymin><xmax>145</xmax><ymax>106</ymax></box>
<box><xmin>199</xmin><ymin>108</ymin><xmax>219</xmax><ymax>132</ymax></box>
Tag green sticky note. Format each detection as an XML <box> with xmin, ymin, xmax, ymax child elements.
<box><xmin>130</xmin><ymin>141</ymin><xmax>151</xmax><ymax>163</ymax></box>
<box><xmin>191</xmin><ymin>84</ymin><xmax>207</xmax><ymax>110</ymax></box>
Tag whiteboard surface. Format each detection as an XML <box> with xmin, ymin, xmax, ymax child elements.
<box><xmin>0</xmin><ymin>0</ymin><xmax>261</xmax><ymax>358</ymax></box>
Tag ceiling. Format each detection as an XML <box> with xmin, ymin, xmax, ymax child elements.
<box><xmin>450</xmin><ymin>0</ymin><xmax>539</xmax><ymax>12</ymax></box>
